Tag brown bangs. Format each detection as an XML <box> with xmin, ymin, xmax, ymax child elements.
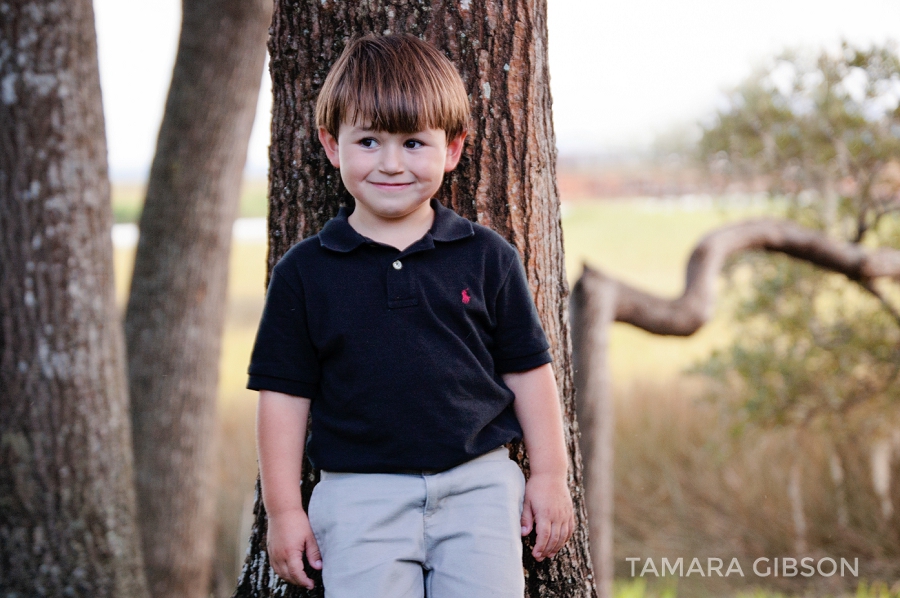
<box><xmin>316</xmin><ymin>34</ymin><xmax>470</xmax><ymax>140</ymax></box>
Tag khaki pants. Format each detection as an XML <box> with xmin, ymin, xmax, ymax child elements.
<box><xmin>308</xmin><ymin>447</ymin><xmax>526</xmax><ymax>598</ymax></box>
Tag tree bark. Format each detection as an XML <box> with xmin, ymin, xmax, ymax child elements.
<box><xmin>571</xmin><ymin>217</ymin><xmax>900</xmax><ymax>596</ymax></box>
<box><xmin>0</xmin><ymin>1</ymin><xmax>149</xmax><ymax>596</ymax></box>
<box><xmin>123</xmin><ymin>1</ymin><xmax>271</xmax><ymax>596</ymax></box>
<box><xmin>233</xmin><ymin>1</ymin><xmax>597</xmax><ymax>596</ymax></box>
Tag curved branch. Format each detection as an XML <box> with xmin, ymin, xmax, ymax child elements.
<box><xmin>585</xmin><ymin>218</ymin><xmax>900</xmax><ymax>336</ymax></box>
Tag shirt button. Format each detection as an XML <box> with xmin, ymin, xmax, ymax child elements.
<box><xmin>392</xmin><ymin>260</ymin><xmax>403</xmax><ymax>270</ymax></box>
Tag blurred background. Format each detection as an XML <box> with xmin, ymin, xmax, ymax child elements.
<box><xmin>93</xmin><ymin>1</ymin><xmax>900</xmax><ymax>596</ymax></box>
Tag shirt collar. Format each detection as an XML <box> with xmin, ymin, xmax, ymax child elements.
<box><xmin>319</xmin><ymin>198</ymin><xmax>474</xmax><ymax>253</ymax></box>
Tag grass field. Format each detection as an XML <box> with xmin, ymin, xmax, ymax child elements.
<box><xmin>111</xmin><ymin>179</ymin><xmax>269</xmax><ymax>223</ymax></box>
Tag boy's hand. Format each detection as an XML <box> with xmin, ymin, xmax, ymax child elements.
<box><xmin>267</xmin><ymin>508</ymin><xmax>322</xmax><ymax>589</ymax></box>
<box><xmin>520</xmin><ymin>472</ymin><xmax>574</xmax><ymax>562</ymax></box>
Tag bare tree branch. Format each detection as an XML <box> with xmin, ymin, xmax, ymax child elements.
<box><xmin>592</xmin><ymin>218</ymin><xmax>900</xmax><ymax>336</ymax></box>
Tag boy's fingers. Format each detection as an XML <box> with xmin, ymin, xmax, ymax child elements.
<box><xmin>546</xmin><ymin>521</ymin><xmax>563</xmax><ymax>556</ymax></box>
<box><xmin>286</xmin><ymin>551</ymin><xmax>314</xmax><ymax>589</ymax></box>
<box><xmin>520</xmin><ymin>501</ymin><xmax>534</xmax><ymax>536</ymax></box>
<box><xmin>556</xmin><ymin>515</ymin><xmax>574</xmax><ymax>554</ymax></box>
<box><xmin>274</xmin><ymin>558</ymin><xmax>298</xmax><ymax>586</ymax></box>
<box><xmin>306</xmin><ymin>536</ymin><xmax>323</xmax><ymax>570</ymax></box>
<box><xmin>535</xmin><ymin>512</ymin><xmax>575</xmax><ymax>559</ymax></box>
<box><xmin>532</xmin><ymin>517</ymin><xmax>551</xmax><ymax>560</ymax></box>
<box><xmin>557</xmin><ymin>519</ymin><xmax>572</xmax><ymax>553</ymax></box>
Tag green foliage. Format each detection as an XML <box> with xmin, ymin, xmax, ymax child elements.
<box><xmin>696</xmin><ymin>42</ymin><xmax>900</xmax><ymax>430</ymax></box>
<box><xmin>702</xmin><ymin>43</ymin><xmax>900</xmax><ymax>227</ymax></box>
<box><xmin>613</xmin><ymin>579</ymin><xmax>900</xmax><ymax>597</ymax></box>
<box><xmin>613</xmin><ymin>579</ymin><xmax>677</xmax><ymax>598</ymax></box>
<box><xmin>111</xmin><ymin>183</ymin><xmax>145</xmax><ymax>223</ymax></box>
<box><xmin>856</xmin><ymin>581</ymin><xmax>900</xmax><ymax>598</ymax></box>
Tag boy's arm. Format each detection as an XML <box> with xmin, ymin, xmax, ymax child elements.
<box><xmin>257</xmin><ymin>389</ymin><xmax>322</xmax><ymax>588</ymax></box>
<box><xmin>503</xmin><ymin>363</ymin><xmax>575</xmax><ymax>562</ymax></box>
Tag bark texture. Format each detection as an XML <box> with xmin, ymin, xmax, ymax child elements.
<box><xmin>0</xmin><ymin>1</ymin><xmax>149</xmax><ymax>596</ymax></box>
<box><xmin>233</xmin><ymin>1</ymin><xmax>597</xmax><ymax>596</ymax></box>
<box><xmin>571</xmin><ymin>217</ymin><xmax>900</xmax><ymax>595</ymax></box>
<box><xmin>123</xmin><ymin>1</ymin><xmax>271</xmax><ymax>597</ymax></box>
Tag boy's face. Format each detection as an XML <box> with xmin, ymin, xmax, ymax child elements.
<box><xmin>318</xmin><ymin>122</ymin><xmax>465</xmax><ymax>224</ymax></box>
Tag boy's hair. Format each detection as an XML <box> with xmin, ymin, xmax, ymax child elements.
<box><xmin>315</xmin><ymin>34</ymin><xmax>470</xmax><ymax>140</ymax></box>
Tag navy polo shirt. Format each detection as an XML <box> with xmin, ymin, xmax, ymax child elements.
<box><xmin>247</xmin><ymin>199</ymin><xmax>551</xmax><ymax>473</ymax></box>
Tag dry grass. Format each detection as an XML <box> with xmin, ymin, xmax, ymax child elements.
<box><xmin>612</xmin><ymin>378</ymin><xmax>900</xmax><ymax>597</ymax></box>
<box><xmin>210</xmin><ymin>396</ymin><xmax>258</xmax><ymax>596</ymax></box>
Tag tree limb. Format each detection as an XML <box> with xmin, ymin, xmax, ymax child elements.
<box><xmin>586</xmin><ymin>218</ymin><xmax>900</xmax><ymax>336</ymax></box>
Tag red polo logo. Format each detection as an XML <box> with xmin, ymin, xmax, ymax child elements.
<box><xmin>461</xmin><ymin>289</ymin><xmax>471</xmax><ymax>304</ymax></box>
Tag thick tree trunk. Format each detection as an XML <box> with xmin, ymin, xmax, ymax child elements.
<box><xmin>233</xmin><ymin>1</ymin><xmax>597</xmax><ymax>596</ymax></box>
<box><xmin>0</xmin><ymin>2</ymin><xmax>149</xmax><ymax>596</ymax></box>
<box><xmin>571</xmin><ymin>217</ymin><xmax>900</xmax><ymax>598</ymax></box>
<box><xmin>123</xmin><ymin>1</ymin><xmax>271</xmax><ymax>596</ymax></box>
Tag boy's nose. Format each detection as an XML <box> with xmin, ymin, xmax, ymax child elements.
<box><xmin>379</xmin><ymin>145</ymin><xmax>403</xmax><ymax>173</ymax></box>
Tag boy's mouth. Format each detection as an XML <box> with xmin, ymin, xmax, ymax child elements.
<box><xmin>369</xmin><ymin>181</ymin><xmax>414</xmax><ymax>188</ymax></box>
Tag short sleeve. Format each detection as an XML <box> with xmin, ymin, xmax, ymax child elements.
<box><xmin>247</xmin><ymin>268</ymin><xmax>320</xmax><ymax>398</ymax></box>
<box><xmin>491</xmin><ymin>252</ymin><xmax>552</xmax><ymax>373</ymax></box>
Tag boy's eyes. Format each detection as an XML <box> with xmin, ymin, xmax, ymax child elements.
<box><xmin>355</xmin><ymin>137</ymin><xmax>424</xmax><ymax>149</ymax></box>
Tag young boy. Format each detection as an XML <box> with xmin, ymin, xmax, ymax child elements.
<box><xmin>248</xmin><ymin>34</ymin><xmax>574</xmax><ymax>597</ymax></box>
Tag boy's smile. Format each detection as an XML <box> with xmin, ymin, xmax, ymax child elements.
<box><xmin>318</xmin><ymin>123</ymin><xmax>465</xmax><ymax>233</ymax></box>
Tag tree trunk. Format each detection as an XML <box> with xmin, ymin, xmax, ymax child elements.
<box><xmin>123</xmin><ymin>1</ymin><xmax>271</xmax><ymax>596</ymax></box>
<box><xmin>570</xmin><ymin>276</ymin><xmax>617</xmax><ymax>598</ymax></box>
<box><xmin>233</xmin><ymin>1</ymin><xmax>597</xmax><ymax>596</ymax></box>
<box><xmin>0</xmin><ymin>2</ymin><xmax>149</xmax><ymax>596</ymax></box>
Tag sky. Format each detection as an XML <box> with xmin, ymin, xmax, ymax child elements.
<box><xmin>93</xmin><ymin>0</ymin><xmax>900</xmax><ymax>180</ymax></box>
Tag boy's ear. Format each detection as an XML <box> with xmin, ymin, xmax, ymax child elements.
<box><xmin>444</xmin><ymin>132</ymin><xmax>467</xmax><ymax>172</ymax></box>
<box><xmin>318</xmin><ymin>127</ymin><xmax>341</xmax><ymax>168</ymax></box>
